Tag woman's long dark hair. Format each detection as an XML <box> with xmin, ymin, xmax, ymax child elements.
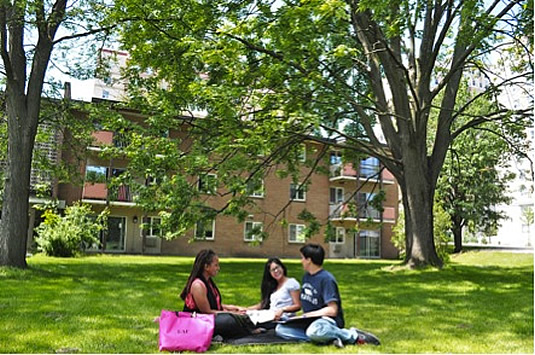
<box><xmin>260</xmin><ymin>257</ymin><xmax>287</xmax><ymax>309</ymax></box>
<box><xmin>180</xmin><ymin>249</ymin><xmax>217</xmax><ymax>300</ymax></box>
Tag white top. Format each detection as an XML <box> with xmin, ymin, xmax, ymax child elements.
<box><xmin>269</xmin><ymin>277</ymin><xmax>300</xmax><ymax>316</ymax></box>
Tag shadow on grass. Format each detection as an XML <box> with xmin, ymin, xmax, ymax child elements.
<box><xmin>0</xmin><ymin>254</ymin><xmax>532</xmax><ymax>353</ymax></box>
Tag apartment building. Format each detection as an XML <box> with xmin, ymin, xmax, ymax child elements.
<box><xmin>54</xmin><ymin>104</ymin><xmax>400</xmax><ymax>259</ymax></box>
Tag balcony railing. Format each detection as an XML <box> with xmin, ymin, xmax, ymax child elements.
<box><xmin>82</xmin><ymin>183</ymin><xmax>134</xmax><ymax>203</ymax></box>
<box><xmin>329</xmin><ymin>163</ymin><xmax>395</xmax><ymax>182</ymax></box>
<box><xmin>329</xmin><ymin>203</ymin><xmax>395</xmax><ymax>221</ymax></box>
<box><xmin>90</xmin><ymin>130</ymin><xmax>130</xmax><ymax>148</ymax></box>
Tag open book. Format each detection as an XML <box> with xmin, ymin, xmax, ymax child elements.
<box><xmin>246</xmin><ymin>310</ymin><xmax>276</xmax><ymax>325</ymax></box>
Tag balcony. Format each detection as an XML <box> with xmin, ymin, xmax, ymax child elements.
<box><xmin>329</xmin><ymin>163</ymin><xmax>395</xmax><ymax>184</ymax></box>
<box><xmin>82</xmin><ymin>183</ymin><xmax>135</xmax><ymax>205</ymax></box>
<box><xmin>329</xmin><ymin>203</ymin><xmax>396</xmax><ymax>223</ymax></box>
<box><xmin>90</xmin><ymin>130</ymin><xmax>130</xmax><ymax>149</ymax></box>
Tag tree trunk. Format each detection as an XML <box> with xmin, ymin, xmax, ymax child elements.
<box><xmin>0</xmin><ymin>3</ymin><xmax>61</xmax><ymax>268</ymax></box>
<box><xmin>452</xmin><ymin>216</ymin><xmax>463</xmax><ymax>253</ymax></box>
<box><xmin>0</xmin><ymin>92</ymin><xmax>39</xmax><ymax>268</ymax></box>
<box><xmin>400</xmin><ymin>148</ymin><xmax>443</xmax><ymax>268</ymax></box>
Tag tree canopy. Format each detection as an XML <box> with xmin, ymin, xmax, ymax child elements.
<box><xmin>106</xmin><ymin>0</ymin><xmax>533</xmax><ymax>267</ymax></box>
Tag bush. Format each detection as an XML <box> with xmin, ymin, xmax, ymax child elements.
<box><xmin>392</xmin><ymin>201</ymin><xmax>452</xmax><ymax>262</ymax></box>
<box><xmin>35</xmin><ymin>203</ymin><xmax>108</xmax><ymax>257</ymax></box>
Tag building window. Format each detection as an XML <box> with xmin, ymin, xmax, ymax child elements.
<box><xmin>289</xmin><ymin>224</ymin><xmax>306</xmax><ymax>243</ymax></box>
<box><xmin>143</xmin><ymin>216</ymin><xmax>162</xmax><ymax>237</ymax></box>
<box><xmin>198</xmin><ymin>174</ymin><xmax>217</xmax><ymax>195</ymax></box>
<box><xmin>356</xmin><ymin>192</ymin><xmax>381</xmax><ymax>219</ymax></box>
<box><xmin>290</xmin><ymin>183</ymin><xmax>306</xmax><ymax>202</ymax></box>
<box><xmin>360</xmin><ymin>157</ymin><xmax>380</xmax><ymax>179</ymax></box>
<box><xmin>329</xmin><ymin>227</ymin><xmax>345</xmax><ymax>244</ymax></box>
<box><xmin>359</xmin><ymin>229</ymin><xmax>380</xmax><ymax>258</ymax></box>
<box><xmin>298</xmin><ymin>144</ymin><xmax>306</xmax><ymax>162</ymax></box>
<box><xmin>90</xmin><ymin>216</ymin><xmax>126</xmax><ymax>252</ymax></box>
<box><xmin>330</xmin><ymin>151</ymin><xmax>342</xmax><ymax>165</ymax></box>
<box><xmin>329</xmin><ymin>187</ymin><xmax>344</xmax><ymax>204</ymax></box>
<box><xmin>85</xmin><ymin>165</ymin><xmax>107</xmax><ymax>183</ymax></box>
<box><xmin>195</xmin><ymin>218</ymin><xmax>215</xmax><ymax>240</ymax></box>
<box><xmin>247</xmin><ymin>179</ymin><xmax>264</xmax><ymax>198</ymax></box>
<box><xmin>244</xmin><ymin>221</ymin><xmax>263</xmax><ymax>242</ymax></box>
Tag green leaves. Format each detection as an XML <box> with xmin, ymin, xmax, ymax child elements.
<box><xmin>34</xmin><ymin>203</ymin><xmax>108</xmax><ymax>257</ymax></box>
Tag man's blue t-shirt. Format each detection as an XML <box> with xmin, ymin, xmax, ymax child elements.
<box><xmin>300</xmin><ymin>269</ymin><xmax>345</xmax><ymax>328</ymax></box>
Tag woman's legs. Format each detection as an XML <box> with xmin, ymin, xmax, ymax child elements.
<box><xmin>214</xmin><ymin>313</ymin><xmax>252</xmax><ymax>339</ymax></box>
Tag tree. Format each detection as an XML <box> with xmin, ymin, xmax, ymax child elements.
<box><xmin>438</xmin><ymin>125</ymin><xmax>516</xmax><ymax>252</ymax></box>
<box><xmin>0</xmin><ymin>0</ymin><xmax>114</xmax><ymax>268</ymax></box>
<box><xmin>113</xmin><ymin>0</ymin><xmax>532</xmax><ymax>267</ymax></box>
<box><xmin>435</xmin><ymin>83</ymin><xmax>525</xmax><ymax>253</ymax></box>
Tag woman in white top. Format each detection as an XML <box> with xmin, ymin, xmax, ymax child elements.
<box><xmin>245</xmin><ymin>257</ymin><xmax>301</xmax><ymax>324</ymax></box>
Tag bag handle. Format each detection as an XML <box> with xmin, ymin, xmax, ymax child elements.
<box><xmin>174</xmin><ymin>311</ymin><xmax>198</xmax><ymax>318</ymax></box>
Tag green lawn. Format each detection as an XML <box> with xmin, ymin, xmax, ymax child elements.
<box><xmin>0</xmin><ymin>251</ymin><xmax>532</xmax><ymax>353</ymax></box>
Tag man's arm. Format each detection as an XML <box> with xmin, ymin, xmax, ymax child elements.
<box><xmin>301</xmin><ymin>301</ymin><xmax>338</xmax><ymax>318</ymax></box>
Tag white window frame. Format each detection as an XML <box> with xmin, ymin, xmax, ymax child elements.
<box><xmin>247</xmin><ymin>179</ymin><xmax>265</xmax><ymax>198</ymax></box>
<box><xmin>298</xmin><ymin>144</ymin><xmax>306</xmax><ymax>162</ymax></box>
<box><xmin>244</xmin><ymin>221</ymin><xmax>263</xmax><ymax>242</ymax></box>
<box><xmin>329</xmin><ymin>227</ymin><xmax>345</xmax><ymax>244</ymax></box>
<box><xmin>198</xmin><ymin>173</ymin><xmax>217</xmax><ymax>195</ymax></box>
<box><xmin>290</xmin><ymin>182</ymin><xmax>306</xmax><ymax>202</ymax></box>
<box><xmin>288</xmin><ymin>224</ymin><xmax>306</xmax><ymax>243</ymax></box>
<box><xmin>329</xmin><ymin>187</ymin><xmax>344</xmax><ymax>204</ymax></box>
<box><xmin>142</xmin><ymin>216</ymin><xmax>162</xmax><ymax>238</ymax></box>
<box><xmin>195</xmin><ymin>218</ymin><xmax>215</xmax><ymax>240</ymax></box>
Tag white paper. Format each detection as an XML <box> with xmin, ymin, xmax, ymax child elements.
<box><xmin>246</xmin><ymin>309</ymin><xmax>276</xmax><ymax>325</ymax></box>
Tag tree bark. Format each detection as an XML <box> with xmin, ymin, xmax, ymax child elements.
<box><xmin>400</xmin><ymin>150</ymin><xmax>443</xmax><ymax>268</ymax></box>
<box><xmin>452</xmin><ymin>216</ymin><xmax>463</xmax><ymax>253</ymax></box>
<box><xmin>0</xmin><ymin>91</ymin><xmax>37</xmax><ymax>268</ymax></box>
<box><xmin>0</xmin><ymin>0</ymin><xmax>67</xmax><ymax>268</ymax></box>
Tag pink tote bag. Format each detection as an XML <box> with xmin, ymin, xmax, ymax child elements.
<box><xmin>158</xmin><ymin>310</ymin><xmax>215</xmax><ymax>352</ymax></box>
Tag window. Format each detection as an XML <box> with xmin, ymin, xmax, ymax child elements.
<box><xmin>85</xmin><ymin>165</ymin><xmax>107</xmax><ymax>183</ymax></box>
<box><xmin>111</xmin><ymin>168</ymin><xmax>126</xmax><ymax>178</ymax></box>
<box><xmin>356</xmin><ymin>192</ymin><xmax>381</xmax><ymax>219</ymax></box>
<box><xmin>244</xmin><ymin>221</ymin><xmax>263</xmax><ymax>242</ymax></box>
<box><xmin>143</xmin><ymin>216</ymin><xmax>162</xmax><ymax>237</ymax></box>
<box><xmin>330</xmin><ymin>151</ymin><xmax>342</xmax><ymax>165</ymax></box>
<box><xmin>298</xmin><ymin>144</ymin><xmax>306</xmax><ymax>162</ymax></box>
<box><xmin>289</xmin><ymin>224</ymin><xmax>306</xmax><ymax>243</ymax></box>
<box><xmin>198</xmin><ymin>174</ymin><xmax>217</xmax><ymax>194</ymax></box>
<box><xmin>290</xmin><ymin>183</ymin><xmax>306</xmax><ymax>201</ymax></box>
<box><xmin>195</xmin><ymin>218</ymin><xmax>215</xmax><ymax>240</ymax></box>
<box><xmin>247</xmin><ymin>179</ymin><xmax>264</xmax><ymax>198</ymax></box>
<box><xmin>90</xmin><ymin>216</ymin><xmax>126</xmax><ymax>252</ymax></box>
<box><xmin>359</xmin><ymin>229</ymin><xmax>380</xmax><ymax>257</ymax></box>
<box><xmin>329</xmin><ymin>187</ymin><xmax>344</xmax><ymax>204</ymax></box>
<box><xmin>360</xmin><ymin>157</ymin><xmax>380</xmax><ymax>178</ymax></box>
<box><xmin>329</xmin><ymin>227</ymin><xmax>345</xmax><ymax>244</ymax></box>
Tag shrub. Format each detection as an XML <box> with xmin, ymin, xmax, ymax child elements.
<box><xmin>35</xmin><ymin>203</ymin><xmax>108</xmax><ymax>257</ymax></box>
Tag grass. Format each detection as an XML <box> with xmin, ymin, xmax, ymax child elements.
<box><xmin>0</xmin><ymin>251</ymin><xmax>532</xmax><ymax>353</ymax></box>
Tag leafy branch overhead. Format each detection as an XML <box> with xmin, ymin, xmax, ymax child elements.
<box><xmin>111</xmin><ymin>0</ymin><xmax>532</xmax><ymax>267</ymax></box>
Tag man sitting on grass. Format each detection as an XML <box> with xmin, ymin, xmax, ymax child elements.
<box><xmin>275</xmin><ymin>243</ymin><xmax>380</xmax><ymax>348</ymax></box>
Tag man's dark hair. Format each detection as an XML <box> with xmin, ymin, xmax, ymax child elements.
<box><xmin>300</xmin><ymin>244</ymin><xmax>325</xmax><ymax>266</ymax></box>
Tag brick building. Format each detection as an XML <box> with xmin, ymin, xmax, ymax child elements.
<box><xmin>54</xmin><ymin>104</ymin><xmax>400</xmax><ymax>260</ymax></box>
